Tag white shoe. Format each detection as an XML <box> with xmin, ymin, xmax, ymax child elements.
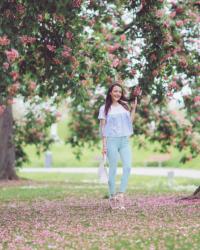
<box><xmin>116</xmin><ymin>193</ymin><xmax>126</xmax><ymax>210</ymax></box>
<box><xmin>109</xmin><ymin>195</ymin><xmax>118</xmax><ymax>210</ymax></box>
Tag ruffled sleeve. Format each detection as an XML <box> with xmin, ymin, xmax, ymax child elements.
<box><xmin>98</xmin><ymin>105</ymin><xmax>106</xmax><ymax>120</ymax></box>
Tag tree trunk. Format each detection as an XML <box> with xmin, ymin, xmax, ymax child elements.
<box><xmin>192</xmin><ymin>186</ymin><xmax>200</xmax><ymax>198</ymax></box>
<box><xmin>0</xmin><ymin>106</ymin><xmax>18</xmax><ymax>180</ymax></box>
<box><xmin>178</xmin><ymin>185</ymin><xmax>200</xmax><ymax>200</ymax></box>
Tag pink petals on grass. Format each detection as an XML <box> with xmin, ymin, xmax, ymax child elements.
<box><xmin>0</xmin><ymin>190</ymin><xmax>200</xmax><ymax>249</ymax></box>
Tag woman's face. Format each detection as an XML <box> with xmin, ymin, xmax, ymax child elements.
<box><xmin>110</xmin><ymin>85</ymin><xmax>122</xmax><ymax>102</ymax></box>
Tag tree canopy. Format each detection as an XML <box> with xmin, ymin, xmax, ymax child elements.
<box><xmin>0</xmin><ymin>0</ymin><xmax>199</xmax><ymax>169</ymax></box>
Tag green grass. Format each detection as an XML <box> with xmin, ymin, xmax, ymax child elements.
<box><xmin>0</xmin><ymin>174</ymin><xmax>200</xmax><ymax>250</ymax></box>
<box><xmin>22</xmin><ymin>141</ymin><xmax>200</xmax><ymax>169</ymax></box>
<box><xmin>22</xmin><ymin>119</ymin><xmax>200</xmax><ymax>169</ymax></box>
<box><xmin>1</xmin><ymin>173</ymin><xmax>199</xmax><ymax>202</ymax></box>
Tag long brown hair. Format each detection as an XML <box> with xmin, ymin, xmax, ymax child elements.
<box><xmin>104</xmin><ymin>83</ymin><xmax>129</xmax><ymax>116</ymax></box>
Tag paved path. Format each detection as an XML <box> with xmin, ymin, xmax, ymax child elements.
<box><xmin>20</xmin><ymin>167</ymin><xmax>200</xmax><ymax>179</ymax></box>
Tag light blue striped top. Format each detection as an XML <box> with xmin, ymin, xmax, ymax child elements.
<box><xmin>98</xmin><ymin>104</ymin><xmax>133</xmax><ymax>137</ymax></box>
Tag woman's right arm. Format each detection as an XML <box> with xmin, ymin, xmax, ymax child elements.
<box><xmin>100</xmin><ymin>119</ymin><xmax>106</xmax><ymax>154</ymax></box>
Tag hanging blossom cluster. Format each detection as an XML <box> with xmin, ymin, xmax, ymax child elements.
<box><xmin>19</xmin><ymin>35</ymin><xmax>36</xmax><ymax>45</ymax></box>
<box><xmin>0</xmin><ymin>35</ymin><xmax>10</xmax><ymax>46</ymax></box>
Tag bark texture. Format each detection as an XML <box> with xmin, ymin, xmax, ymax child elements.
<box><xmin>179</xmin><ymin>186</ymin><xmax>200</xmax><ymax>200</ymax></box>
<box><xmin>0</xmin><ymin>106</ymin><xmax>18</xmax><ymax>180</ymax></box>
<box><xmin>192</xmin><ymin>186</ymin><xmax>200</xmax><ymax>198</ymax></box>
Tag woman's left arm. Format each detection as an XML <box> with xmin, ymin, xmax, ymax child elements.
<box><xmin>130</xmin><ymin>97</ymin><xmax>138</xmax><ymax>122</ymax></box>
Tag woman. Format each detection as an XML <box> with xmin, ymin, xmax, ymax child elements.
<box><xmin>98</xmin><ymin>83</ymin><xmax>138</xmax><ymax>210</ymax></box>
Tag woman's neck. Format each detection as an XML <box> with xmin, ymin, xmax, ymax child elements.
<box><xmin>112</xmin><ymin>101</ymin><xmax>120</xmax><ymax>106</ymax></box>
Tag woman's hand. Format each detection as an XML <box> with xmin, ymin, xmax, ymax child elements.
<box><xmin>102</xmin><ymin>144</ymin><xmax>107</xmax><ymax>155</ymax></box>
<box><xmin>130</xmin><ymin>97</ymin><xmax>138</xmax><ymax>111</ymax></box>
<box><xmin>130</xmin><ymin>97</ymin><xmax>138</xmax><ymax>122</ymax></box>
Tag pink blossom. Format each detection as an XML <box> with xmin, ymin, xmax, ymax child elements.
<box><xmin>3</xmin><ymin>62</ymin><xmax>9</xmax><ymax>70</ymax></box>
<box><xmin>46</xmin><ymin>44</ymin><xmax>56</xmax><ymax>52</ymax></box>
<box><xmin>19</xmin><ymin>35</ymin><xmax>36</xmax><ymax>45</ymax></box>
<box><xmin>194</xmin><ymin>96</ymin><xmax>200</xmax><ymax>103</ymax></box>
<box><xmin>8</xmin><ymin>83</ymin><xmax>20</xmax><ymax>95</ymax></box>
<box><xmin>36</xmin><ymin>118</ymin><xmax>44</xmax><ymax>125</ymax></box>
<box><xmin>38</xmin><ymin>14</ymin><xmax>44</xmax><ymax>22</ymax></box>
<box><xmin>0</xmin><ymin>35</ymin><xmax>10</xmax><ymax>46</ymax></box>
<box><xmin>0</xmin><ymin>105</ymin><xmax>6</xmax><ymax>116</ymax></box>
<box><xmin>66</xmin><ymin>32</ymin><xmax>73</xmax><ymax>41</ymax></box>
<box><xmin>183</xmin><ymin>18</ymin><xmax>190</xmax><ymax>25</ymax></box>
<box><xmin>169</xmin><ymin>11</ymin><xmax>176</xmax><ymax>18</ymax></box>
<box><xmin>62</xmin><ymin>51</ymin><xmax>70</xmax><ymax>58</ymax></box>
<box><xmin>29</xmin><ymin>81</ymin><xmax>37</xmax><ymax>91</ymax></box>
<box><xmin>163</xmin><ymin>21</ymin><xmax>170</xmax><ymax>28</ymax></box>
<box><xmin>16</xmin><ymin>4</ymin><xmax>25</xmax><ymax>15</ymax></box>
<box><xmin>5</xmin><ymin>49</ymin><xmax>19</xmax><ymax>63</ymax></box>
<box><xmin>61</xmin><ymin>46</ymin><xmax>72</xmax><ymax>58</ymax></box>
<box><xmin>169</xmin><ymin>0</ymin><xmax>177</xmax><ymax>4</ymax></box>
<box><xmin>176</xmin><ymin>7</ymin><xmax>184</xmax><ymax>14</ymax></box>
<box><xmin>120</xmin><ymin>34</ymin><xmax>126</xmax><ymax>41</ymax></box>
<box><xmin>88</xmin><ymin>19</ymin><xmax>96</xmax><ymax>27</ymax></box>
<box><xmin>111</xmin><ymin>58</ymin><xmax>120</xmax><ymax>68</ymax></box>
<box><xmin>179</xmin><ymin>56</ymin><xmax>188</xmax><ymax>68</ymax></box>
<box><xmin>53</xmin><ymin>14</ymin><xmax>65</xmax><ymax>23</ymax></box>
<box><xmin>188</xmin><ymin>38</ymin><xmax>200</xmax><ymax>44</ymax></box>
<box><xmin>155</xmin><ymin>9</ymin><xmax>165</xmax><ymax>18</ymax></box>
<box><xmin>152</xmin><ymin>69</ymin><xmax>159</xmax><ymax>77</ymax></box>
<box><xmin>111</xmin><ymin>21</ymin><xmax>117</xmax><ymax>28</ymax></box>
<box><xmin>105</xmin><ymin>34</ymin><xmax>112</xmax><ymax>41</ymax></box>
<box><xmin>171</xmin><ymin>47</ymin><xmax>182</xmax><ymax>55</ymax></box>
<box><xmin>108</xmin><ymin>43</ymin><xmax>120</xmax><ymax>53</ymax></box>
<box><xmin>150</xmin><ymin>53</ymin><xmax>157</xmax><ymax>61</ymax></box>
<box><xmin>176</xmin><ymin>20</ymin><xmax>184</xmax><ymax>27</ymax></box>
<box><xmin>7</xmin><ymin>99</ymin><xmax>15</xmax><ymax>105</ymax></box>
<box><xmin>167</xmin><ymin>92</ymin><xmax>173</xmax><ymax>97</ymax></box>
<box><xmin>72</xmin><ymin>0</ymin><xmax>82</xmax><ymax>8</ymax></box>
<box><xmin>164</xmin><ymin>32</ymin><xmax>173</xmax><ymax>44</ymax></box>
<box><xmin>109</xmin><ymin>53</ymin><xmax>115</xmax><ymax>60</ymax></box>
<box><xmin>10</xmin><ymin>71</ymin><xmax>19</xmax><ymax>81</ymax></box>
<box><xmin>35</xmin><ymin>132</ymin><xmax>44</xmax><ymax>140</ymax></box>
<box><xmin>56</xmin><ymin>111</ymin><xmax>62</xmax><ymax>120</ymax></box>
<box><xmin>53</xmin><ymin>58</ymin><xmax>62</xmax><ymax>65</ymax></box>
<box><xmin>122</xmin><ymin>58</ymin><xmax>129</xmax><ymax>64</ymax></box>
<box><xmin>189</xmin><ymin>11</ymin><xmax>200</xmax><ymax>23</ymax></box>
<box><xmin>196</xmin><ymin>116</ymin><xmax>200</xmax><ymax>121</ymax></box>
<box><xmin>168</xmin><ymin>81</ymin><xmax>179</xmax><ymax>90</ymax></box>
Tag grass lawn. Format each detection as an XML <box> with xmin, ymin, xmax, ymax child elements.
<box><xmin>0</xmin><ymin>173</ymin><xmax>200</xmax><ymax>250</ymax></box>
<box><xmin>23</xmin><ymin>140</ymin><xmax>200</xmax><ymax>169</ymax></box>
<box><xmin>22</xmin><ymin>119</ymin><xmax>200</xmax><ymax>169</ymax></box>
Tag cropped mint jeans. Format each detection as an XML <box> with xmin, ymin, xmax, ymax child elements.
<box><xmin>106</xmin><ymin>136</ymin><xmax>132</xmax><ymax>197</ymax></box>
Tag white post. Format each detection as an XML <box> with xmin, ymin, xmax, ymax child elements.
<box><xmin>50</xmin><ymin>123</ymin><xmax>59</xmax><ymax>141</ymax></box>
<box><xmin>45</xmin><ymin>151</ymin><xmax>52</xmax><ymax>168</ymax></box>
<box><xmin>167</xmin><ymin>171</ymin><xmax>174</xmax><ymax>188</ymax></box>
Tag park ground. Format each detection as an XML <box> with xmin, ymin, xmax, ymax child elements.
<box><xmin>0</xmin><ymin>173</ymin><xmax>200</xmax><ymax>250</ymax></box>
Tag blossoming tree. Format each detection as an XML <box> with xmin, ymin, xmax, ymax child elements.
<box><xmin>0</xmin><ymin>0</ymin><xmax>112</xmax><ymax>179</ymax></box>
<box><xmin>67</xmin><ymin>0</ymin><xmax>200</xmax><ymax>197</ymax></box>
<box><xmin>0</xmin><ymin>0</ymin><xmax>199</xmax><ymax>198</ymax></box>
